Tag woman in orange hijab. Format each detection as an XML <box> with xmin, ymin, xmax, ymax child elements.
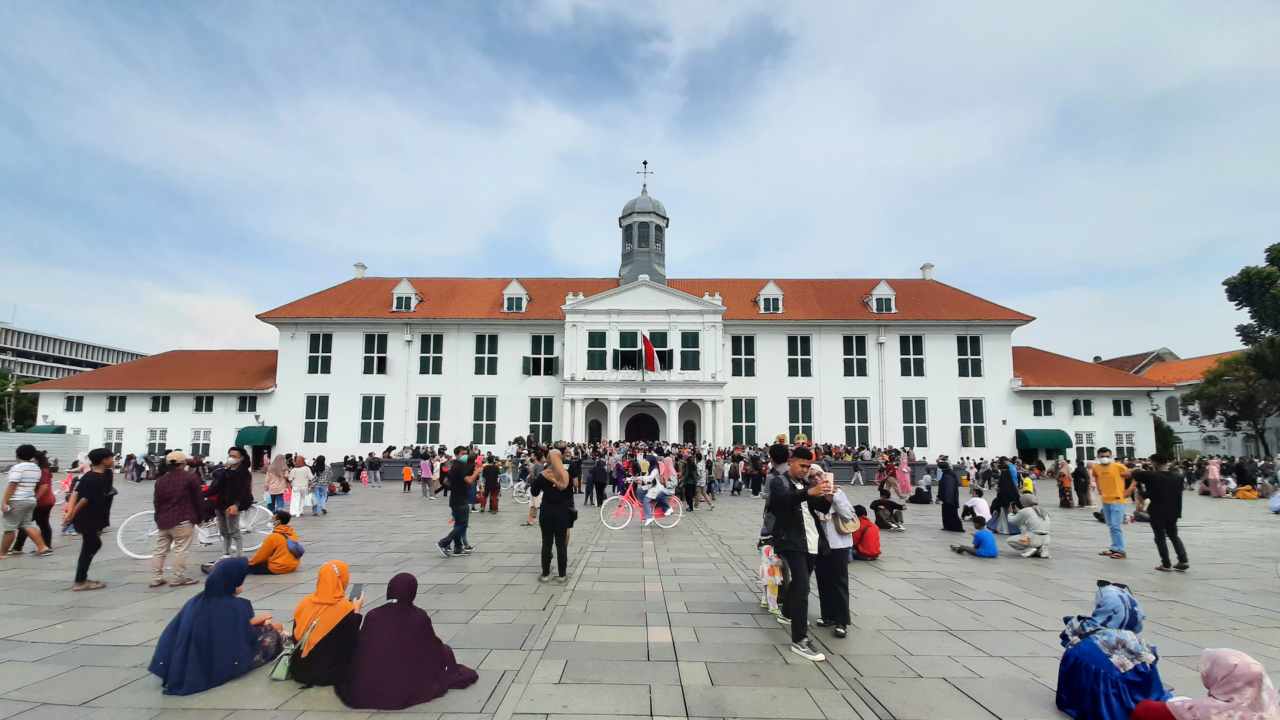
<box><xmin>290</xmin><ymin>560</ymin><xmax>364</xmax><ymax>687</ymax></box>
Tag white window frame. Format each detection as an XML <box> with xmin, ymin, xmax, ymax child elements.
<box><xmin>360</xmin><ymin>395</ymin><xmax>386</xmax><ymax>444</ymax></box>
<box><xmin>842</xmin><ymin>335</ymin><xmax>868</xmax><ymax>377</ymax></box>
<box><xmin>787</xmin><ymin>397</ymin><xmax>813</xmax><ymax>442</ymax></box>
<box><xmin>363</xmin><ymin>333</ymin><xmax>389</xmax><ymax>375</ymax></box>
<box><xmin>308</xmin><ymin>333</ymin><xmax>333</xmax><ymax>375</ymax></box>
<box><xmin>843</xmin><ymin>398</ymin><xmax>870</xmax><ymax>448</ymax></box>
<box><xmin>150</xmin><ymin>395</ymin><xmax>170</xmax><ymax>413</ymax></box>
<box><xmin>194</xmin><ymin>395</ymin><xmax>214</xmax><ymax>413</ymax></box>
<box><xmin>899</xmin><ymin>335</ymin><xmax>925</xmax><ymax>377</ymax></box>
<box><xmin>731</xmin><ymin>335</ymin><xmax>755</xmax><ymax>377</ymax></box>
<box><xmin>103</xmin><ymin>428</ymin><xmax>123</xmax><ymax>456</ymax></box>
<box><xmin>393</xmin><ymin>294</ymin><xmax>414</xmax><ymax>312</ymax></box>
<box><xmin>191</xmin><ymin>428</ymin><xmax>211</xmax><ymax>457</ymax></box>
<box><xmin>64</xmin><ymin>395</ymin><xmax>84</xmax><ymax>412</ymax></box>
<box><xmin>474</xmin><ymin>334</ymin><xmax>498</xmax><ymax>376</ymax></box>
<box><xmin>106</xmin><ymin>395</ymin><xmax>126</xmax><ymax>413</ymax></box>
<box><xmin>1115</xmin><ymin>432</ymin><xmax>1136</xmax><ymax>460</ymax></box>
<box><xmin>416</xmin><ymin>396</ymin><xmax>441</xmax><ymax>445</ymax></box>
<box><xmin>505</xmin><ymin>296</ymin><xmax>525</xmax><ymax>313</ymax></box>
<box><xmin>1073</xmin><ymin>399</ymin><xmax>1094</xmax><ymax>417</ymax></box>
<box><xmin>874</xmin><ymin>296</ymin><xmax>895</xmax><ymax>313</ymax></box>
<box><xmin>1033</xmin><ymin>399</ymin><xmax>1053</xmax><ymax>417</ymax></box>
<box><xmin>526</xmin><ymin>334</ymin><xmax>556</xmax><ymax>376</ymax></box>
<box><xmin>586</xmin><ymin>331</ymin><xmax>608</xmax><ymax>371</ymax></box>
<box><xmin>419</xmin><ymin>333</ymin><xmax>444</xmax><ymax>375</ymax></box>
<box><xmin>957</xmin><ymin>335</ymin><xmax>983</xmax><ymax>378</ymax></box>
<box><xmin>732</xmin><ymin>398</ymin><xmax>757</xmax><ymax>446</ymax></box>
<box><xmin>902</xmin><ymin>398</ymin><xmax>928</xmax><ymax>448</ymax></box>
<box><xmin>304</xmin><ymin>394</ymin><xmax>329</xmax><ymax>443</ymax></box>
<box><xmin>760</xmin><ymin>296</ymin><xmax>782</xmax><ymax>314</ymax></box>
<box><xmin>787</xmin><ymin>335</ymin><xmax>812</xmax><ymax>377</ymax></box>
<box><xmin>473</xmin><ymin>396</ymin><xmax>497</xmax><ymax>446</ymax></box>
<box><xmin>1113</xmin><ymin>399</ymin><xmax>1134</xmax><ymax>417</ymax></box>
<box><xmin>959</xmin><ymin>398</ymin><xmax>986</xmax><ymax>448</ymax></box>
<box><xmin>146</xmin><ymin>428</ymin><xmax>168</xmax><ymax>456</ymax></box>
<box><xmin>1074</xmin><ymin>431</ymin><xmax>1097</xmax><ymax>464</ymax></box>
<box><xmin>679</xmin><ymin>331</ymin><xmax>701</xmax><ymax>371</ymax></box>
<box><xmin>237</xmin><ymin>395</ymin><xmax>257</xmax><ymax>413</ymax></box>
<box><xmin>529</xmin><ymin>396</ymin><xmax>553</xmax><ymax>444</ymax></box>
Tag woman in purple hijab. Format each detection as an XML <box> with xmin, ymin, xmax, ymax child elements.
<box><xmin>337</xmin><ymin>573</ymin><xmax>478</xmax><ymax>710</ymax></box>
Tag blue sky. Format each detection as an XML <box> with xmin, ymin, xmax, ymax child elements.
<box><xmin>1</xmin><ymin>2</ymin><xmax>1277</xmax><ymax>358</ymax></box>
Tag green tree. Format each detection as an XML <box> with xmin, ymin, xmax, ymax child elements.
<box><xmin>1153</xmin><ymin>416</ymin><xmax>1178</xmax><ymax>458</ymax></box>
<box><xmin>0</xmin><ymin>369</ymin><xmax>38</xmax><ymax>432</ymax></box>
<box><xmin>1223</xmin><ymin>243</ymin><xmax>1280</xmax><ymax>346</ymax></box>
<box><xmin>1183</xmin><ymin>354</ymin><xmax>1279</xmax><ymax>457</ymax></box>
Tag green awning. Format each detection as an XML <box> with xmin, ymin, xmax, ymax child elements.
<box><xmin>27</xmin><ymin>425</ymin><xmax>67</xmax><ymax>434</ymax></box>
<box><xmin>1015</xmin><ymin>429</ymin><xmax>1072</xmax><ymax>450</ymax></box>
<box><xmin>235</xmin><ymin>426</ymin><xmax>277</xmax><ymax>447</ymax></box>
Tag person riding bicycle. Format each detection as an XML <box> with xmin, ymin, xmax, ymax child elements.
<box><xmin>639</xmin><ymin>461</ymin><xmax>673</xmax><ymax>527</ymax></box>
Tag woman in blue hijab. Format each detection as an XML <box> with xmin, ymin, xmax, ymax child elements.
<box><xmin>1056</xmin><ymin>581</ymin><xmax>1169</xmax><ymax>719</ymax></box>
<box><xmin>149</xmin><ymin>558</ymin><xmax>285</xmax><ymax>695</ymax></box>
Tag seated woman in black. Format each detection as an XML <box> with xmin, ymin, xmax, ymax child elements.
<box><xmin>290</xmin><ymin>560</ymin><xmax>363</xmax><ymax>686</ymax></box>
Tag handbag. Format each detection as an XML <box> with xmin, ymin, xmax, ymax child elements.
<box><xmin>270</xmin><ymin>619</ymin><xmax>316</xmax><ymax>681</ymax></box>
<box><xmin>832</xmin><ymin>512</ymin><xmax>856</xmax><ymax>535</ymax></box>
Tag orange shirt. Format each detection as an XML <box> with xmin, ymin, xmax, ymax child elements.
<box><xmin>402</xmin><ymin>466</ymin><xmax>413</xmax><ymax>481</ymax></box>
<box><xmin>1091</xmin><ymin>463</ymin><xmax>1129</xmax><ymax>505</ymax></box>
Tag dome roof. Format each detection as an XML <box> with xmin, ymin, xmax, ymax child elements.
<box><xmin>620</xmin><ymin>188</ymin><xmax>668</xmax><ymax>220</ymax></box>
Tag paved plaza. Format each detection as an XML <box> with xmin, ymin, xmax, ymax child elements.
<box><xmin>1</xmin><ymin>478</ymin><xmax>1279</xmax><ymax>720</ymax></box>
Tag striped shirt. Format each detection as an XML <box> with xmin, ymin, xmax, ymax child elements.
<box><xmin>6</xmin><ymin>461</ymin><xmax>40</xmax><ymax>503</ymax></box>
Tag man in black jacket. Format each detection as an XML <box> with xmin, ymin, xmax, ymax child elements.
<box><xmin>1134</xmin><ymin>454</ymin><xmax>1189</xmax><ymax>572</ymax></box>
<box><xmin>765</xmin><ymin>443</ymin><xmax>832</xmax><ymax>662</ymax></box>
<box><xmin>210</xmin><ymin>446</ymin><xmax>254</xmax><ymax>558</ymax></box>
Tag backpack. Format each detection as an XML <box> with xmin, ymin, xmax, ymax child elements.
<box><xmin>729</xmin><ymin>463</ymin><xmax>740</xmax><ymax>480</ymax></box>
<box><xmin>286</xmin><ymin>538</ymin><xmax>305</xmax><ymax>559</ymax></box>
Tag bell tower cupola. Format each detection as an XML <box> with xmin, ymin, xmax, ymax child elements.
<box><xmin>618</xmin><ymin>160</ymin><xmax>668</xmax><ymax>284</ymax></box>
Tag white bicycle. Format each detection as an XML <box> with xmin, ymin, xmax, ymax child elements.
<box><xmin>512</xmin><ymin>480</ymin><xmax>531</xmax><ymax>504</ymax></box>
<box><xmin>115</xmin><ymin>505</ymin><xmax>274</xmax><ymax>560</ymax></box>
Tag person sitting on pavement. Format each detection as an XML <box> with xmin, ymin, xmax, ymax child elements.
<box><xmin>1008</xmin><ymin>493</ymin><xmax>1051</xmax><ymax>559</ymax></box>
<box><xmin>849</xmin><ymin>505</ymin><xmax>881</xmax><ymax>561</ymax></box>
<box><xmin>203</xmin><ymin>510</ymin><xmax>301</xmax><ymax>576</ymax></box>
<box><xmin>289</xmin><ymin>560</ymin><xmax>363</xmax><ymax>688</ymax></box>
<box><xmin>870</xmin><ymin>488</ymin><xmax>905</xmax><ymax>531</ymax></box>
<box><xmin>1131</xmin><ymin>647</ymin><xmax>1279</xmax><ymax>720</ymax></box>
<box><xmin>951</xmin><ymin>516</ymin><xmax>998</xmax><ymax>557</ymax></box>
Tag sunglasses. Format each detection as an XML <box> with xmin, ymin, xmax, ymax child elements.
<box><xmin>1097</xmin><ymin>579</ymin><xmax>1129</xmax><ymax>590</ymax></box>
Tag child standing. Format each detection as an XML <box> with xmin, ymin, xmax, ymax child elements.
<box><xmin>758</xmin><ymin>544</ymin><xmax>784</xmax><ymax>617</ymax></box>
<box><xmin>402</xmin><ymin>464</ymin><xmax>414</xmax><ymax>493</ymax></box>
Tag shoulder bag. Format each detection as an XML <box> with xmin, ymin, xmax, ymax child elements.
<box><xmin>270</xmin><ymin>618</ymin><xmax>317</xmax><ymax>681</ymax></box>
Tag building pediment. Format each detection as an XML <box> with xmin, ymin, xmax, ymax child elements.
<box><xmin>564</xmin><ymin>278</ymin><xmax>725</xmax><ymax>314</ymax></box>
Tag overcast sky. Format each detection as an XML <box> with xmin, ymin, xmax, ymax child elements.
<box><xmin>2</xmin><ymin>2</ymin><xmax>1276</xmax><ymax>360</ymax></box>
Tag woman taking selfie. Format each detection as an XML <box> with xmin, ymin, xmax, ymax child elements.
<box><xmin>533</xmin><ymin>447</ymin><xmax>573</xmax><ymax>583</ymax></box>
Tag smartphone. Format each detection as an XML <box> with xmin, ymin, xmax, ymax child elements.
<box><xmin>348</xmin><ymin>583</ymin><xmax>364</xmax><ymax>601</ymax></box>
<box><xmin>823</xmin><ymin>472</ymin><xmax>836</xmax><ymax>493</ymax></box>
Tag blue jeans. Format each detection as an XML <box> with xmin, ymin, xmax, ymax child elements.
<box><xmin>440</xmin><ymin>505</ymin><xmax>469</xmax><ymax>552</ymax></box>
<box><xmin>1103</xmin><ymin>502</ymin><xmax>1127</xmax><ymax>553</ymax></box>
<box><xmin>312</xmin><ymin>484</ymin><xmax>328</xmax><ymax>514</ymax></box>
<box><xmin>642</xmin><ymin>489</ymin><xmax>671</xmax><ymax>520</ymax></box>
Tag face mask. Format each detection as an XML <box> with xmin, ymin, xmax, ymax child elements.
<box><xmin>227</xmin><ymin>456</ymin><xmax>239</xmax><ymax>466</ymax></box>
<box><xmin>1098</xmin><ymin>457</ymin><xmax>1113</xmax><ymax>465</ymax></box>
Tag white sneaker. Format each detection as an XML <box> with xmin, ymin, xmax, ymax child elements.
<box><xmin>790</xmin><ymin>638</ymin><xmax>825</xmax><ymax>662</ymax></box>
<box><xmin>1020</xmin><ymin>548</ymin><xmax>1037</xmax><ymax>558</ymax></box>
<box><xmin>643</xmin><ymin>518</ymin><xmax>655</xmax><ymax>527</ymax></box>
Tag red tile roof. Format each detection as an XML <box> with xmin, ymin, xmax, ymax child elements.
<box><xmin>1013</xmin><ymin>347</ymin><xmax>1164</xmax><ymax>389</ymax></box>
<box><xmin>258</xmin><ymin>277</ymin><xmax>1034</xmax><ymax>323</ymax></box>
<box><xmin>1096</xmin><ymin>351</ymin><xmax>1159</xmax><ymax>373</ymax></box>
<box><xmin>24</xmin><ymin>351</ymin><xmax>278</xmax><ymax>392</ymax></box>
<box><xmin>1140</xmin><ymin>351</ymin><xmax>1241</xmax><ymax>385</ymax></box>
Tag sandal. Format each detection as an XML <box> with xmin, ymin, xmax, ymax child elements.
<box><xmin>36</xmin><ymin>549</ymin><xmax>53</xmax><ymax>557</ymax></box>
<box><xmin>71</xmin><ymin>581</ymin><xmax>106</xmax><ymax>591</ymax></box>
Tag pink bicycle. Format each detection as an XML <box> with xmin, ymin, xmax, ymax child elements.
<box><xmin>599</xmin><ymin>482</ymin><xmax>683</xmax><ymax>529</ymax></box>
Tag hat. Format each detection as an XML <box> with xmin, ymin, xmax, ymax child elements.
<box><xmin>166</xmin><ymin>450</ymin><xmax>187</xmax><ymax>464</ymax></box>
<box><xmin>1019</xmin><ymin>493</ymin><xmax>1038</xmax><ymax>507</ymax></box>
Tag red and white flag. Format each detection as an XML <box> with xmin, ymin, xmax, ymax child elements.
<box><xmin>641</xmin><ymin>334</ymin><xmax>659</xmax><ymax>372</ymax></box>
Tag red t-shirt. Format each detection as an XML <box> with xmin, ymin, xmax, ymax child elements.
<box><xmin>852</xmin><ymin>516</ymin><xmax>881</xmax><ymax>558</ymax></box>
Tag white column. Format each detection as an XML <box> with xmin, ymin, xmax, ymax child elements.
<box><xmin>608</xmin><ymin>398</ymin><xmax>622</xmax><ymax>441</ymax></box>
<box><xmin>666</xmin><ymin>398</ymin><xmax>679</xmax><ymax>443</ymax></box>
<box><xmin>698</xmin><ymin>399</ymin><xmax>710</xmax><ymax>446</ymax></box>
<box><xmin>574</xmin><ymin>400</ymin><xmax>587</xmax><ymax>442</ymax></box>
<box><xmin>563</xmin><ymin>398</ymin><xmax>574</xmax><ymax>442</ymax></box>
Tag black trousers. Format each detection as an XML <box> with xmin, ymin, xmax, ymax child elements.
<box><xmin>777</xmin><ymin>550</ymin><xmax>813</xmax><ymax>643</ymax></box>
<box><xmin>750</xmin><ymin>475</ymin><xmax>762</xmax><ymax>496</ymax></box>
<box><xmin>12</xmin><ymin>505</ymin><xmax>53</xmax><ymax>551</ymax></box>
<box><xmin>814</xmin><ymin>549</ymin><xmax>850</xmax><ymax>626</ymax></box>
<box><xmin>402</xmin><ymin>480</ymin><xmax>412</xmax><ymax>492</ymax></box>
<box><xmin>75</xmin><ymin>528</ymin><xmax>102</xmax><ymax>583</ymax></box>
<box><xmin>592</xmin><ymin>481</ymin><xmax>606</xmax><ymax>507</ymax></box>
<box><xmin>540</xmin><ymin>524</ymin><xmax>568</xmax><ymax>577</ymax></box>
<box><xmin>1151</xmin><ymin>518</ymin><xmax>1188</xmax><ymax>567</ymax></box>
<box><xmin>683</xmin><ymin>484</ymin><xmax>697</xmax><ymax>509</ymax></box>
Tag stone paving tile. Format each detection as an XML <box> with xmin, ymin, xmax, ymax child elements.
<box><xmin>0</xmin><ymin>662</ymin><xmax>77</xmax><ymax>695</ymax></box>
<box><xmin>518</xmin><ymin>684</ymin><xmax>650</xmax><ymax>715</ymax></box>
<box><xmin>950</xmin><ymin>631</ymin><xmax>1061</xmax><ymax>657</ymax></box>
<box><xmin>858</xmin><ymin>678</ymin><xmax>996</xmax><ymax>720</ymax></box>
<box><xmin>884</xmin><ymin>630</ymin><xmax>981</xmax><ymax>656</ymax></box>
<box><xmin>562</xmin><ymin>660</ymin><xmax>680</xmax><ymax>685</ymax></box>
<box><xmin>706</xmin><ymin>662</ymin><xmax>833</xmax><ymax>688</ymax></box>
<box><xmin>950</xmin><ymin>677</ymin><xmax>1062</xmax><ymax>720</ymax></box>
<box><xmin>897</xmin><ymin>655</ymin><xmax>979</xmax><ymax>678</ymax></box>
<box><xmin>0</xmin><ymin>701</ymin><xmax>36</xmax><ymax>720</ymax></box>
<box><xmin>673</xmin><ymin>642</ymin><xmax>786</xmax><ymax>663</ymax></box>
<box><xmin>684</xmin><ymin>686</ymin><xmax>824</xmax><ymax>719</ymax></box>
<box><xmin>5</xmin><ymin>667</ymin><xmax>149</xmax><ymax>705</ymax></box>
<box><xmin>542</xmin><ymin>642</ymin><xmax>649</xmax><ymax>661</ymax></box>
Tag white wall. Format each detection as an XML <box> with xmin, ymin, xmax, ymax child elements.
<box><xmin>1010</xmin><ymin>390</ymin><xmax>1158</xmax><ymax>462</ymax></box>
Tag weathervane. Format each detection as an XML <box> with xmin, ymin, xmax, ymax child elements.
<box><xmin>636</xmin><ymin>160</ymin><xmax>654</xmax><ymax>192</ymax></box>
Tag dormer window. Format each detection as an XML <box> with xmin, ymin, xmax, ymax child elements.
<box><xmin>502</xmin><ymin>279</ymin><xmax>529</xmax><ymax>313</ymax></box>
<box><xmin>756</xmin><ymin>280</ymin><xmax>784</xmax><ymax>314</ymax></box>
<box><xmin>868</xmin><ymin>280</ymin><xmax>897</xmax><ymax>314</ymax></box>
<box><xmin>390</xmin><ymin>278</ymin><xmax>419</xmax><ymax>312</ymax></box>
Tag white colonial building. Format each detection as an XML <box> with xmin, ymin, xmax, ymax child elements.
<box><xmin>26</xmin><ymin>186</ymin><xmax>1168</xmax><ymax>465</ymax></box>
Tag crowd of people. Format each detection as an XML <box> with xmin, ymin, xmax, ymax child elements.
<box><xmin>6</xmin><ymin>434</ymin><xmax>1280</xmax><ymax>718</ymax></box>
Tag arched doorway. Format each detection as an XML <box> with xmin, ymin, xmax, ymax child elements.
<box><xmin>625</xmin><ymin>413</ymin><xmax>660</xmax><ymax>442</ymax></box>
<box><xmin>588</xmin><ymin>419</ymin><xmax>603</xmax><ymax>443</ymax></box>
<box><xmin>682</xmin><ymin>420</ymin><xmax>697</xmax><ymax>444</ymax></box>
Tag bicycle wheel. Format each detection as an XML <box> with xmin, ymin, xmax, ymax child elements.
<box><xmin>116</xmin><ymin>510</ymin><xmax>160</xmax><ymax>559</ymax></box>
<box><xmin>500</xmin><ymin>475</ymin><xmax>514</xmax><ymax>490</ymax></box>
<box><xmin>239</xmin><ymin>504</ymin><xmax>273</xmax><ymax>552</ymax></box>
<box><xmin>513</xmin><ymin>484</ymin><xmax>530</xmax><ymax>504</ymax></box>
<box><xmin>599</xmin><ymin>495</ymin><xmax>633</xmax><ymax>530</ymax></box>
<box><xmin>654</xmin><ymin>496</ymin><xmax>683</xmax><ymax>528</ymax></box>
